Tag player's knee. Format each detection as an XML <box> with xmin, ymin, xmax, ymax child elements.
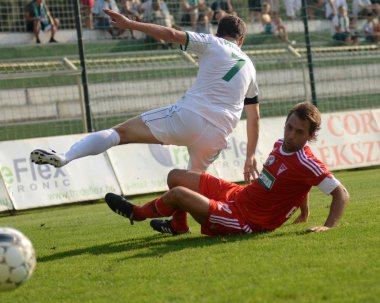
<box><xmin>167</xmin><ymin>169</ymin><xmax>185</xmax><ymax>188</ymax></box>
<box><xmin>113</xmin><ymin>125</ymin><xmax>132</xmax><ymax>144</ymax></box>
<box><xmin>166</xmin><ymin>186</ymin><xmax>187</xmax><ymax>205</ymax></box>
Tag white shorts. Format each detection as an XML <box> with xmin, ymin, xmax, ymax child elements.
<box><xmin>141</xmin><ymin>105</ymin><xmax>228</xmax><ymax>171</ymax></box>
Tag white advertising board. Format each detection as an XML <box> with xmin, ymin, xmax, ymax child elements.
<box><xmin>0</xmin><ymin>174</ymin><xmax>13</xmax><ymax>212</ymax></box>
<box><xmin>107</xmin><ymin>144</ymin><xmax>184</xmax><ymax>195</ymax></box>
<box><xmin>0</xmin><ymin>135</ymin><xmax>121</xmax><ymax>210</ymax></box>
<box><xmin>1</xmin><ymin>108</ymin><xmax>378</xmax><ymax>211</ymax></box>
<box><xmin>311</xmin><ymin>109</ymin><xmax>380</xmax><ymax>170</ymax></box>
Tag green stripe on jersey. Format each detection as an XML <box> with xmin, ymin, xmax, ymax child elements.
<box><xmin>223</xmin><ymin>53</ymin><xmax>246</xmax><ymax>82</ymax></box>
<box><xmin>181</xmin><ymin>32</ymin><xmax>190</xmax><ymax>51</ymax></box>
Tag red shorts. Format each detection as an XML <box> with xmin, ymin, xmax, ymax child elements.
<box><xmin>199</xmin><ymin>173</ymin><xmax>252</xmax><ymax>236</ymax></box>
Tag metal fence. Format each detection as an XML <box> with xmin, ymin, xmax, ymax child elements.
<box><xmin>0</xmin><ymin>0</ymin><xmax>379</xmax><ymax>141</ymax></box>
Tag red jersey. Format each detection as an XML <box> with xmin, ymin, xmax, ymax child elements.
<box><xmin>236</xmin><ymin>139</ymin><xmax>340</xmax><ymax>231</ymax></box>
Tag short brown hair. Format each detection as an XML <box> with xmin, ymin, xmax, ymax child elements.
<box><xmin>286</xmin><ymin>102</ymin><xmax>321</xmax><ymax>138</ymax></box>
<box><xmin>216</xmin><ymin>15</ymin><xmax>246</xmax><ymax>40</ymax></box>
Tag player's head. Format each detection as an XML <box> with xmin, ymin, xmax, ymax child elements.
<box><xmin>216</xmin><ymin>15</ymin><xmax>246</xmax><ymax>47</ymax></box>
<box><xmin>283</xmin><ymin>102</ymin><xmax>321</xmax><ymax>152</ymax></box>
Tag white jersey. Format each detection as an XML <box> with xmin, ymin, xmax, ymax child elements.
<box><xmin>177</xmin><ymin>31</ymin><xmax>258</xmax><ymax>135</ymax></box>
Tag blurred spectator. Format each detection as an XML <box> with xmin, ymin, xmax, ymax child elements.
<box><xmin>179</xmin><ymin>0</ymin><xmax>198</xmax><ymax>29</ymax></box>
<box><xmin>196</xmin><ymin>13</ymin><xmax>212</xmax><ymax>33</ymax></box>
<box><xmin>362</xmin><ymin>12</ymin><xmax>380</xmax><ymax>42</ymax></box>
<box><xmin>81</xmin><ymin>0</ymin><xmax>94</xmax><ymax>29</ymax></box>
<box><xmin>141</xmin><ymin>0</ymin><xmax>176</xmax><ymax>48</ymax></box>
<box><xmin>306</xmin><ymin>0</ymin><xmax>324</xmax><ymax>19</ymax></box>
<box><xmin>352</xmin><ymin>0</ymin><xmax>380</xmax><ymax>25</ymax></box>
<box><xmin>261</xmin><ymin>1</ymin><xmax>295</xmax><ymax>44</ymax></box>
<box><xmin>284</xmin><ymin>0</ymin><xmax>301</xmax><ymax>20</ymax></box>
<box><xmin>371</xmin><ymin>0</ymin><xmax>380</xmax><ymax>16</ymax></box>
<box><xmin>196</xmin><ymin>0</ymin><xmax>213</xmax><ymax>33</ymax></box>
<box><xmin>353</xmin><ymin>0</ymin><xmax>373</xmax><ymax>18</ymax></box>
<box><xmin>25</xmin><ymin>0</ymin><xmax>59</xmax><ymax>44</ymax></box>
<box><xmin>331</xmin><ymin>5</ymin><xmax>358</xmax><ymax>43</ymax></box>
<box><xmin>92</xmin><ymin>0</ymin><xmax>123</xmax><ymax>38</ymax></box>
<box><xmin>325</xmin><ymin>0</ymin><xmax>348</xmax><ymax>19</ymax></box>
<box><xmin>248</xmin><ymin>0</ymin><xmax>262</xmax><ymax>23</ymax></box>
<box><xmin>141</xmin><ymin>0</ymin><xmax>172</xmax><ymax>26</ymax></box>
<box><xmin>268</xmin><ymin>0</ymin><xmax>280</xmax><ymax>17</ymax></box>
<box><xmin>210</xmin><ymin>0</ymin><xmax>235</xmax><ymax>25</ymax></box>
<box><xmin>120</xmin><ymin>0</ymin><xmax>142</xmax><ymax>39</ymax></box>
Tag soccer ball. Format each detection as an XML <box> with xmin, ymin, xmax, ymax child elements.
<box><xmin>0</xmin><ymin>227</ymin><xmax>36</xmax><ymax>291</ymax></box>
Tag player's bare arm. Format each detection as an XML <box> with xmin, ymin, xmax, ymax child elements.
<box><xmin>103</xmin><ymin>8</ymin><xmax>187</xmax><ymax>45</ymax></box>
<box><xmin>309</xmin><ymin>184</ymin><xmax>349</xmax><ymax>232</ymax></box>
<box><xmin>293</xmin><ymin>193</ymin><xmax>310</xmax><ymax>224</ymax></box>
<box><xmin>243</xmin><ymin>103</ymin><xmax>260</xmax><ymax>182</ymax></box>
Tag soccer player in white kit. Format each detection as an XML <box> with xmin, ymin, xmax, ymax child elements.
<box><xmin>30</xmin><ymin>9</ymin><xmax>260</xmax><ymax>180</ymax></box>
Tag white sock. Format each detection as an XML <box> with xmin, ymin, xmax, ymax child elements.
<box><xmin>64</xmin><ymin>129</ymin><xmax>120</xmax><ymax>163</ymax></box>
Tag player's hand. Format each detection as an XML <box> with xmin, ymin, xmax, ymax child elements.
<box><xmin>103</xmin><ymin>8</ymin><xmax>132</xmax><ymax>29</ymax></box>
<box><xmin>308</xmin><ymin>226</ymin><xmax>331</xmax><ymax>232</ymax></box>
<box><xmin>243</xmin><ymin>156</ymin><xmax>259</xmax><ymax>183</ymax></box>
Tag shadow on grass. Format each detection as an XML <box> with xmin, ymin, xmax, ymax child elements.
<box><xmin>37</xmin><ymin>228</ymin><xmax>311</xmax><ymax>263</ymax></box>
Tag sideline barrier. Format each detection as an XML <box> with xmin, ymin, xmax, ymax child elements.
<box><xmin>0</xmin><ymin>109</ymin><xmax>379</xmax><ymax>211</ymax></box>
<box><xmin>0</xmin><ymin>135</ymin><xmax>121</xmax><ymax>210</ymax></box>
<box><xmin>0</xmin><ymin>175</ymin><xmax>12</xmax><ymax>212</ymax></box>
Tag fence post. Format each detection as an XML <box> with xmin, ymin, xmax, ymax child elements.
<box><xmin>287</xmin><ymin>45</ymin><xmax>309</xmax><ymax>102</ymax></box>
<box><xmin>301</xmin><ymin>0</ymin><xmax>318</xmax><ymax>106</ymax></box>
<box><xmin>72</xmin><ymin>0</ymin><xmax>93</xmax><ymax>132</ymax></box>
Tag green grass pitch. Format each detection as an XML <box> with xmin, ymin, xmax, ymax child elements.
<box><xmin>0</xmin><ymin>166</ymin><xmax>379</xmax><ymax>302</ymax></box>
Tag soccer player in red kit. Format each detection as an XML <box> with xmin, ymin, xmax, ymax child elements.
<box><xmin>105</xmin><ymin>102</ymin><xmax>349</xmax><ymax>235</ymax></box>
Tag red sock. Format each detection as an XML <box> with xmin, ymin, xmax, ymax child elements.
<box><xmin>133</xmin><ymin>197</ymin><xmax>174</xmax><ymax>220</ymax></box>
<box><xmin>171</xmin><ymin>210</ymin><xmax>189</xmax><ymax>232</ymax></box>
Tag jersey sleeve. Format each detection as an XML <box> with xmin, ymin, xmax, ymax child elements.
<box><xmin>318</xmin><ymin>175</ymin><xmax>341</xmax><ymax>195</ymax></box>
<box><xmin>299</xmin><ymin>146</ymin><xmax>340</xmax><ymax>195</ymax></box>
<box><xmin>244</xmin><ymin>79</ymin><xmax>259</xmax><ymax>100</ymax></box>
<box><xmin>180</xmin><ymin>31</ymin><xmax>213</xmax><ymax>56</ymax></box>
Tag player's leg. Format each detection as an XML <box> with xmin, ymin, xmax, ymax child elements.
<box><xmin>133</xmin><ymin>169</ymin><xmax>202</xmax><ymax>219</ymax></box>
<box><xmin>163</xmin><ymin>186</ymin><xmax>210</xmax><ymax>224</ymax></box>
<box><xmin>186</xmin><ymin>121</ymin><xmax>226</xmax><ymax>171</ymax></box>
<box><xmin>106</xmin><ymin>186</ymin><xmax>209</xmax><ymax>234</ymax></box>
<box><xmin>167</xmin><ymin>169</ymin><xmax>202</xmax><ymax>191</ymax></box>
<box><xmin>165</xmin><ymin>169</ymin><xmax>203</xmax><ymax>233</ymax></box>
<box><xmin>150</xmin><ymin>172</ymin><xmax>243</xmax><ymax>235</ymax></box>
<box><xmin>114</xmin><ymin>115</ymin><xmax>162</xmax><ymax>144</ymax></box>
<box><xmin>30</xmin><ymin>127</ymin><xmax>121</xmax><ymax>167</ymax></box>
<box><xmin>64</xmin><ymin>115</ymin><xmax>161</xmax><ymax>159</ymax></box>
<box><xmin>30</xmin><ymin>113</ymin><xmax>161</xmax><ymax>167</ymax></box>
<box><xmin>136</xmin><ymin>170</ymin><xmax>207</xmax><ymax>234</ymax></box>
<box><xmin>149</xmin><ymin>186</ymin><xmax>210</xmax><ymax>235</ymax></box>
